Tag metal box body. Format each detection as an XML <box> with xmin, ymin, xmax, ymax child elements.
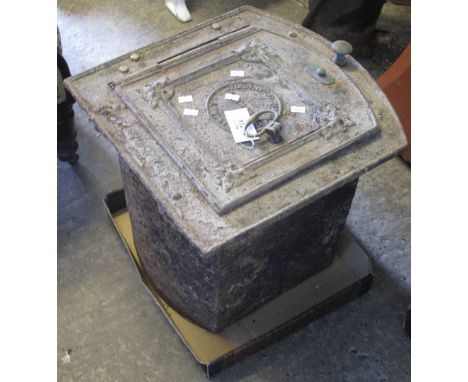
<box><xmin>65</xmin><ymin>6</ymin><xmax>407</xmax><ymax>332</ymax></box>
<box><xmin>121</xmin><ymin>157</ymin><xmax>357</xmax><ymax>330</ymax></box>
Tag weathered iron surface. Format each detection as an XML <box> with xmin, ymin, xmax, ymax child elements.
<box><xmin>65</xmin><ymin>6</ymin><xmax>407</xmax><ymax>332</ymax></box>
<box><xmin>112</xmin><ymin>34</ymin><xmax>377</xmax><ymax>215</ymax></box>
<box><xmin>121</xmin><ymin>156</ymin><xmax>358</xmax><ymax>330</ymax></box>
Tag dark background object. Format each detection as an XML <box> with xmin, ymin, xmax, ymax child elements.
<box><xmin>389</xmin><ymin>0</ymin><xmax>410</xmax><ymax>5</ymax></box>
<box><xmin>404</xmin><ymin>306</ymin><xmax>411</xmax><ymax>338</ymax></box>
<box><xmin>303</xmin><ymin>0</ymin><xmax>385</xmax><ymax>56</ymax></box>
<box><xmin>57</xmin><ymin>29</ymin><xmax>78</xmax><ymax>164</ymax></box>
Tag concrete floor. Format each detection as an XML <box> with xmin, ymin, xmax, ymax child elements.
<box><xmin>57</xmin><ymin>1</ymin><xmax>411</xmax><ymax>381</ymax></box>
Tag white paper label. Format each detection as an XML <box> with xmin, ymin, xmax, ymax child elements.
<box><xmin>183</xmin><ymin>108</ymin><xmax>199</xmax><ymax>116</ymax></box>
<box><xmin>291</xmin><ymin>106</ymin><xmax>306</xmax><ymax>113</ymax></box>
<box><xmin>178</xmin><ymin>95</ymin><xmax>193</xmax><ymax>103</ymax></box>
<box><xmin>225</xmin><ymin>93</ymin><xmax>240</xmax><ymax>102</ymax></box>
<box><xmin>230</xmin><ymin>70</ymin><xmax>245</xmax><ymax>77</ymax></box>
<box><xmin>224</xmin><ymin>108</ymin><xmax>258</xmax><ymax>143</ymax></box>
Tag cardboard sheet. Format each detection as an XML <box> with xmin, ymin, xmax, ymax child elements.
<box><xmin>112</xmin><ymin>208</ymin><xmax>370</xmax><ymax>365</ymax></box>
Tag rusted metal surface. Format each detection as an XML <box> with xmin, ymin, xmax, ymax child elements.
<box><xmin>65</xmin><ymin>6</ymin><xmax>407</xmax><ymax>332</ymax></box>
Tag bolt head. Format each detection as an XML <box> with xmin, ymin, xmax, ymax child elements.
<box><xmin>130</xmin><ymin>53</ymin><xmax>140</xmax><ymax>62</ymax></box>
<box><xmin>118</xmin><ymin>65</ymin><xmax>129</xmax><ymax>73</ymax></box>
<box><xmin>212</xmin><ymin>23</ymin><xmax>221</xmax><ymax>30</ymax></box>
<box><xmin>316</xmin><ymin>67</ymin><xmax>326</xmax><ymax>77</ymax></box>
<box><xmin>331</xmin><ymin>40</ymin><xmax>353</xmax><ymax>55</ymax></box>
<box><xmin>288</xmin><ymin>31</ymin><xmax>297</xmax><ymax>38</ymax></box>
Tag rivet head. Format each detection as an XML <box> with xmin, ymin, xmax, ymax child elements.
<box><xmin>130</xmin><ymin>53</ymin><xmax>140</xmax><ymax>62</ymax></box>
<box><xmin>316</xmin><ymin>67</ymin><xmax>326</xmax><ymax>77</ymax></box>
<box><xmin>118</xmin><ymin>65</ymin><xmax>129</xmax><ymax>73</ymax></box>
<box><xmin>212</xmin><ymin>23</ymin><xmax>221</xmax><ymax>30</ymax></box>
<box><xmin>288</xmin><ymin>31</ymin><xmax>297</xmax><ymax>38</ymax></box>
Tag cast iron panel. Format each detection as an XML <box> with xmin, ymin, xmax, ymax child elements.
<box><xmin>112</xmin><ymin>28</ymin><xmax>377</xmax><ymax>214</ymax></box>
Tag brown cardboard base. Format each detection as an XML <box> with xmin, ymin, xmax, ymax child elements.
<box><xmin>104</xmin><ymin>189</ymin><xmax>373</xmax><ymax>378</ymax></box>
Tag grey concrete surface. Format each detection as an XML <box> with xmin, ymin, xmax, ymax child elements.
<box><xmin>57</xmin><ymin>1</ymin><xmax>411</xmax><ymax>380</ymax></box>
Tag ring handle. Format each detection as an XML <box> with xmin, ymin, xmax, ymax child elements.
<box><xmin>243</xmin><ymin>110</ymin><xmax>280</xmax><ymax>138</ymax></box>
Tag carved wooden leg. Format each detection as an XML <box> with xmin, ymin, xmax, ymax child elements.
<box><xmin>57</xmin><ymin>117</ymin><xmax>79</xmax><ymax>165</ymax></box>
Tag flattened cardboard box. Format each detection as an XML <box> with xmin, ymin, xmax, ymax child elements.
<box><xmin>105</xmin><ymin>190</ymin><xmax>373</xmax><ymax>378</ymax></box>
